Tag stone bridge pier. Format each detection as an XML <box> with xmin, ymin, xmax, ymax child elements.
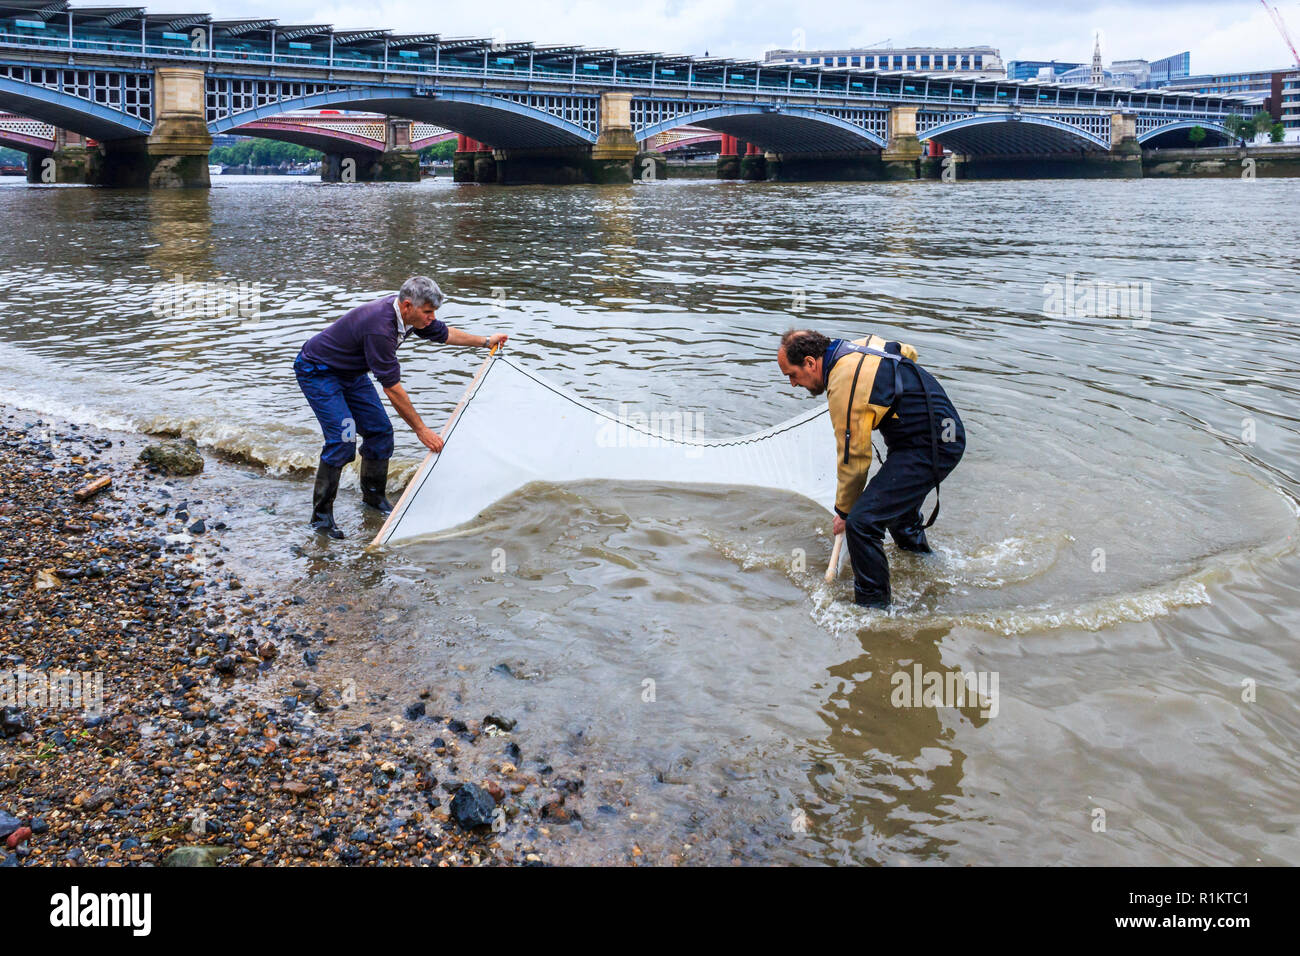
<box><xmin>321</xmin><ymin>118</ymin><xmax>420</xmax><ymax>183</ymax></box>
<box><xmin>25</xmin><ymin>128</ymin><xmax>91</xmax><ymax>184</ymax></box>
<box><xmin>94</xmin><ymin>68</ymin><xmax>212</xmax><ymax>188</ymax></box>
<box><xmin>23</xmin><ymin>68</ymin><xmax>213</xmax><ymax>188</ymax></box>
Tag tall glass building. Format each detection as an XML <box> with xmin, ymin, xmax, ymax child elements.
<box><xmin>1006</xmin><ymin>60</ymin><xmax>1082</xmax><ymax>81</ymax></box>
<box><xmin>1150</xmin><ymin>52</ymin><xmax>1191</xmax><ymax>85</ymax></box>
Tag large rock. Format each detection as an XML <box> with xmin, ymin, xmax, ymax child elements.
<box><xmin>139</xmin><ymin>438</ymin><xmax>204</xmax><ymax>476</ymax></box>
<box><xmin>0</xmin><ymin>810</ymin><xmax>21</xmax><ymax>840</ymax></box>
<box><xmin>449</xmin><ymin>784</ymin><xmax>496</xmax><ymax>831</ymax></box>
<box><xmin>0</xmin><ymin>707</ymin><xmax>31</xmax><ymax>738</ymax></box>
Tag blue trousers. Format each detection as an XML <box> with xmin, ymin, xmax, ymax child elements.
<box><xmin>294</xmin><ymin>354</ymin><xmax>394</xmax><ymax>467</ymax></box>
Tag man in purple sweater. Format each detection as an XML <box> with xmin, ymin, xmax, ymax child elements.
<box><xmin>294</xmin><ymin>276</ymin><xmax>508</xmax><ymax>538</ymax></box>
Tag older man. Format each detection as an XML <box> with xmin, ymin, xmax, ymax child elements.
<box><xmin>294</xmin><ymin>276</ymin><xmax>508</xmax><ymax>539</ymax></box>
<box><xmin>777</xmin><ymin>329</ymin><xmax>965</xmax><ymax>608</ymax></box>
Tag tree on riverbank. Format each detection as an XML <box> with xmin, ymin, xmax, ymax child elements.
<box><xmin>1225</xmin><ymin>112</ymin><xmax>1290</xmax><ymax>147</ymax></box>
<box><xmin>1188</xmin><ymin>126</ymin><xmax>1207</xmax><ymax>148</ymax></box>
<box><xmin>0</xmin><ymin>146</ymin><xmax>24</xmax><ymax>168</ymax></box>
<box><xmin>419</xmin><ymin>140</ymin><xmax>456</xmax><ymax>162</ymax></box>
<box><xmin>209</xmin><ymin>139</ymin><xmax>321</xmax><ymax>167</ymax></box>
<box><xmin>1225</xmin><ymin>114</ymin><xmax>1253</xmax><ymax>146</ymax></box>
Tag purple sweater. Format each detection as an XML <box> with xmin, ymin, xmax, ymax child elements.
<box><xmin>300</xmin><ymin>294</ymin><xmax>449</xmax><ymax>388</ymax></box>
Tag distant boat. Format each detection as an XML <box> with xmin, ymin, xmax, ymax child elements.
<box><xmin>208</xmin><ymin>164</ymin><xmax>223</xmax><ymax>175</ymax></box>
<box><xmin>0</xmin><ymin>164</ymin><xmax>25</xmax><ymax>176</ymax></box>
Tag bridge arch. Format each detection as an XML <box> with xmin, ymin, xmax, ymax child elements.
<box><xmin>1137</xmin><ymin>120</ymin><xmax>1232</xmax><ymax>147</ymax></box>
<box><xmin>656</xmin><ymin>132</ymin><xmax>723</xmax><ymax>153</ymax></box>
<box><xmin>637</xmin><ymin>105</ymin><xmax>887</xmax><ymax>152</ymax></box>
<box><xmin>229</xmin><ymin>120</ymin><xmax>387</xmax><ymax>154</ymax></box>
<box><xmin>919</xmin><ymin>113</ymin><xmax>1109</xmax><ymax>155</ymax></box>
<box><xmin>0</xmin><ymin>76</ymin><xmax>151</xmax><ymax>141</ymax></box>
<box><xmin>210</xmin><ymin>87</ymin><xmax>596</xmax><ymax>149</ymax></box>
<box><xmin>0</xmin><ymin>130</ymin><xmax>54</xmax><ymax>154</ymax></box>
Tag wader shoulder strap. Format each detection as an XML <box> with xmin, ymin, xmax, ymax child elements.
<box><xmin>835</xmin><ymin>343</ymin><xmax>943</xmax><ymax>528</ymax></box>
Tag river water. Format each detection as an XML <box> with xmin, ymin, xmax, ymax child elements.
<box><xmin>1</xmin><ymin>172</ymin><xmax>1298</xmax><ymax>865</ymax></box>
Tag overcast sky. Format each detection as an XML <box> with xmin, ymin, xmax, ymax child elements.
<box><xmin>200</xmin><ymin>0</ymin><xmax>1300</xmax><ymax>74</ymax></box>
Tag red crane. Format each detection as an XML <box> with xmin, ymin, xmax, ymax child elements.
<box><xmin>1260</xmin><ymin>0</ymin><xmax>1300</xmax><ymax>69</ymax></box>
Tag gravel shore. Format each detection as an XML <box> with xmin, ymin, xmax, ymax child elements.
<box><xmin>0</xmin><ymin>408</ymin><xmax>591</xmax><ymax>867</ymax></box>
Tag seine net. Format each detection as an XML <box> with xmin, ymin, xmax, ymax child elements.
<box><xmin>372</xmin><ymin>353</ymin><xmax>838</xmax><ymax>547</ymax></box>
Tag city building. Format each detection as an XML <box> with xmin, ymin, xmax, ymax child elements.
<box><xmin>1282</xmin><ymin>72</ymin><xmax>1300</xmax><ymax>136</ymax></box>
<box><xmin>1163</xmin><ymin>69</ymin><xmax>1291</xmax><ymax>98</ymax></box>
<box><xmin>1149</xmin><ymin>52</ymin><xmax>1191</xmax><ymax>85</ymax></box>
<box><xmin>1006</xmin><ymin>60</ymin><xmax>1082</xmax><ymax>81</ymax></box>
<box><xmin>1111</xmin><ymin>59</ymin><xmax>1151</xmax><ymax>87</ymax></box>
<box><xmin>763</xmin><ymin>46</ymin><xmax>1004</xmax><ymax>77</ymax></box>
<box><xmin>1009</xmin><ymin>48</ymin><xmax>1188</xmax><ymax>88</ymax></box>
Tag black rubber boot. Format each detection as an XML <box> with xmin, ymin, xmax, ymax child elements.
<box><xmin>359</xmin><ymin>458</ymin><xmax>393</xmax><ymax>514</ymax></box>
<box><xmin>310</xmin><ymin>461</ymin><xmax>345</xmax><ymax>539</ymax></box>
<box><xmin>889</xmin><ymin>510</ymin><xmax>933</xmax><ymax>554</ymax></box>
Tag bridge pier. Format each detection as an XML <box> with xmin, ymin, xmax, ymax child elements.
<box><xmin>453</xmin><ymin>135</ymin><xmax>476</xmax><ymax>182</ymax></box>
<box><xmin>739</xmin><ymin>142</ymin><xmax>766</xmax><ymax>181</ymax></box>
<box><xmin>92</xmin><ymin>68</ymin><xmax>211</xmax><ymax>188</ymax></box>
<box><xmin>492</xmin><ymin>146</ymin><xmax>592</xmax><ymax>184</ymax></box>
<box><xmin>764</xmin><ymin>150</ymin><xmax>892</xmax><ymax>182</ymax></box>
<box><xmin>380</xmin><ymin>119</ymin><xmax>421</xmax><ymax>182</ymax></box>
<box><xmin>589</xmin><ymin>92</ymin><xmax>639</xmax><ymax>184</ymax></box>
<box><xmin>636</xmin><ymin>150</ymin><xmax>667</xmax><ymax>181</ymax></box>
<box><xmin>24</xmin><ymin>130</ymin><xmax>94</xmax><ymax>184</ymax></box>
<box><xmin>716</xmin><ymin>135</ymin><xmax>741</xmax><ymax>179</ymax></box>
<box><xmin>322</xmin><ymin>119</ymin><xmax>420</xmax><ymax>183</ymax></box>
<box><xmin>25</xmin><ymin>149</ymin><xmax>48</xmax><ymax>183</ymax></box>
<box><xmin>880</xmin><ymin>106</ymin><xmax>924</xmax><ymax>179</ymax></box>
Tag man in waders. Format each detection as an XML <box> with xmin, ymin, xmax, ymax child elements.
<box><xmin>777</xmin><ymin>329</ymin><xmax>965</xmax><ymax>608</ymax></box>
<box><xmin>295</xmin><ymin>276</ymin><xmax>508</xmax><ymax>538</ymax></box>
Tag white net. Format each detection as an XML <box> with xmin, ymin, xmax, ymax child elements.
<box><xmin>372</xmin><ymin>353</ymin><xmax>838</xmax><ymax>547</ymax></box>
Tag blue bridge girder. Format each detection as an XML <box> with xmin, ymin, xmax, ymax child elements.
<box><xmin>0</xmin><ymin>64</ymin><xmax>152</xmax><ymax>139</ymax></box>
<box><xmin>0</xmin><ymin>1</ymin><xmax>1251</xmax><ymax>154</ymax></box>
<box><xmin>206</xmin><ymin>82</ymin><xmax>599</xmax><ymax>148</ymax></box>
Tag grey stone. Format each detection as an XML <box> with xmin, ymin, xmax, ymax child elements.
<box><xmin>139</xmin><ymin>439</ymin><xmax>204</xmax><ymax>476</ymax></box>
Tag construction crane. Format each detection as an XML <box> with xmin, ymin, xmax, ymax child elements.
<box><xmin>1260</xmin><ymin>0</ymin><xmax>1300</xmax><ymax>69</ymax></box>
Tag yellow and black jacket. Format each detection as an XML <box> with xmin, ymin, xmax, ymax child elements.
<box><xmin>825</xmin><ymin>335</ymin><xmax>962</xmax><ymax>518</ymax></box>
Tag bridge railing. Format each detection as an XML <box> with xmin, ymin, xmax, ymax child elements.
<box><xmin>0</xmin><ymin>28</ymin><xmax>1244</xmax><ymax>122</ymax></box>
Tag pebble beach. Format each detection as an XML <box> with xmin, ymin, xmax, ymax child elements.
<box><xmin>0</xmin><ymin>407</ymin><xmax>599</xmax><ymax>867</ymax></box>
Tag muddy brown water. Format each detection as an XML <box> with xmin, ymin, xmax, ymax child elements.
<box><xmin>1</xmin><ymin>174</ymin><xmax>1297</xmax><ymax>864</ymax></box>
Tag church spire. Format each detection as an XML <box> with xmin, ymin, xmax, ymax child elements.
<box><xmin>1091</xmin><ymin>31</ymin><xmax>1104</xmax><ymax>84</ymax></box>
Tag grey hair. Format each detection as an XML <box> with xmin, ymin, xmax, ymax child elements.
<box><xmin>398</xmin><ymin>275</ymin><xmax>445</xmax><ymax>311</ymax></box>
